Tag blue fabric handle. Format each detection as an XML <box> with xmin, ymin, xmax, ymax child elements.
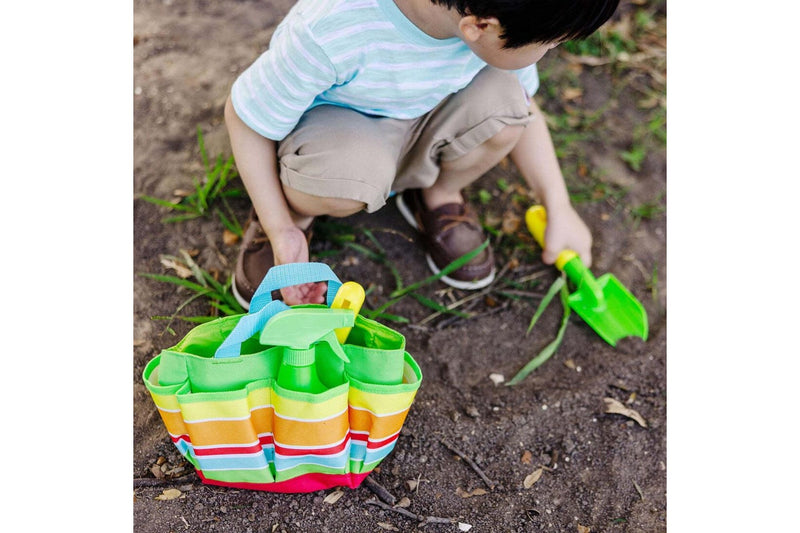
<box><xmin>214</xmin><ymin>262</ymin><xmax>344</xmax><ymax>359</ymax></box>
<box><xmin>214</xmin><ymin>299</ymin><xmax>290</xmax><ymax>358</ymax></box>
<box><xmin>249</xmin><ymin>262</ymin><xmax>342</xmax><ymax>313</ymax></box>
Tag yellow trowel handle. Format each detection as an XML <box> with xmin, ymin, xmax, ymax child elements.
<box><xmin>525</xmin><ymin>206</ymin><xmax>578</xmax><ymax>271</ymax></box>
<box><xmin>331</xmin><ymin>281</ymin><xmax>366</xmax><ymax>344</ymax></box>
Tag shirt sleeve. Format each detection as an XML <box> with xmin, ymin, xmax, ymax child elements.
<box><xmin>514</xmin><ymin>64</ymin><xmax>540</xmax><ymax>97</ymax></box>
<box><xmin>230</xmin><ymin>14</ymin><xmax>337</xmax><ymax>141</ymax></box>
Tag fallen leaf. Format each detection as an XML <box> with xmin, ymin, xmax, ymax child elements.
<box><xmin>160</xmin><ymin>256</ymin><xmax>192</xmax><ymax>278</ymax></box>
<box><xmin>458</xmin><ymin>523</ymin><xmax>473</xmax><ymax>532</ymax></box>
<box><xmin>406</xmin><ymin>479</ymin><xmax>418</xmax><ymax>491</ymax></box>
<box><xmin>521</xmin><ymin>450</ymin><xmax>532</xmax><ymax>465</ymax></box>
<box><xmin>155</xmin><ymin>488</ymin><xmax>182</xmax><ymax>501</ymax></box>
<box><xmin>489</xmin><ymin>373</ymin><xmax>505</xmax><ymax>386</ymax></box>
<box><xmin>377</xmin><ymin>523</ymin><xmax>399</xmax><ymax>531</ymax></box>
<box><xmin>562</xmin><ymin>87</ymin><xmax>583</xmax><ymax>101</ymax></box>
<box><xmin>524</xmin><ymin>468</ymin><xmax>544</xmax><ymax>488</ymax></box>
<box><xmin>603</xmin><ymin>397</ymin><xmax>647</xmax><ymax>427</ymax></box>
<box><xmin>395</xmin><ymin>497</ymin><xmax>411</xmax><ymax>508</ymax></box>
<box><xmin>222</xmin><ymin>229</ymin><xmax>239</xmax><ymax>246</ymax></box>
<box><xmin>323</xmin><ymin>489</ymin><xmax>345</xmax><ymax>504</ymax></box>
<box><xmin>150</xmin><ymin>464</ymin><xmax>165</xmax><ymax>479</ymax></box>
<box><xmin>456</xmin><ymin>487</ymin><xmax>488</xmax><ymax>498</ymax></box>
<box><xmin>577</xmin><ymin>526</ymin><xmax>591</xmax><ymax>533</ymax></box>
<box><xmin>501</xmin><ymin>211</ymin><xmax>521</xmax><ymax>233</ymax></box>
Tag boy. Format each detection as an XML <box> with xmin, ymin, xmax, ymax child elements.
<box><xmin>225</xmin><ymin>0</ymin><xmax>618</xmax><ymax>308</ymax></box>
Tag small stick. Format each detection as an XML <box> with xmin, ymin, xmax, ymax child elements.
<box><xmin>438</xmin><ymin>438</ymin><xmax>495</xmax><ymax>490</ymax></box>
<box><xmin>363</xmin><ymin>476</ymin><xmax>397</xmax><ymax>505</ymax></box>
<box><xmin>365</xmin><ymin>498</ymin><xmax>419</xmax><ymax>521</ymax></box>
<box><xmin>364</xmin><ymin>498</ymin><xmax>455</xmax><ymax>525</ymax></box>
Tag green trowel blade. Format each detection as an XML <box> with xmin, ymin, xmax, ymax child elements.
<box><xmin>568</xmin><ymin>273</ymin><xmax>649</xmax><ymax>346</ymax></box>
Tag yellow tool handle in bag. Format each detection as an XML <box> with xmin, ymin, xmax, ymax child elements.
<box><xmin>331</xmin><ymin>281</ymin><xmax>366</xmax><ymax>344</ymax></box>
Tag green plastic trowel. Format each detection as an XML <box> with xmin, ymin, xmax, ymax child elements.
<box><xmin>525</xmin><ymin>206</ymin><xmax>648</xmax><ymax>346</ymax></box>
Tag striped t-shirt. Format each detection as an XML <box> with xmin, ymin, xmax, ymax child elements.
<box><xmin>231</xmin><ymin>0</ymin><xmax>540</xmax><ymax>141</ymax></box>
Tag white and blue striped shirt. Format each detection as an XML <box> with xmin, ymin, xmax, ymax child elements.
<box><xmin>231</xmin><ymin>0</ymin><xmax>540</xmax><ymax>141</ymax></box>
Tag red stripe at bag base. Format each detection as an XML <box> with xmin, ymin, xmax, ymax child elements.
<box><xmin>195</xmin><ymin>470</ymin><xmax>372</xmax><ymax>493</ymax></box>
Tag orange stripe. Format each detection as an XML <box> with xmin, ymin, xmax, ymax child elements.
<box><xmin>272</xmin><ymin>414</ymin><xmax>349</xmax><ymax>447</ymax></box>
<box><xmin>250</xmin><ymin>406</ymin><xmax>273</xmax><ymax>435</ymax></box>
<box><xmin>186</xmin><ymin>419</ymin><xmax>259</xmax><ymax>446</ymax></box>
<box><xmin>348</xmin><ymin>408</ymin><xmax>409</xmax><ymax>440</ymax></box>
<box><xmin>158</xmin><ymin>409</ymin><xmax>189</xmax><ymax>437</ymax></box>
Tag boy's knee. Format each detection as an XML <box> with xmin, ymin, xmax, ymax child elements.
<box><xmin>283</xmin><ymin>184</ymin><xmax>367</xmax><ymax>218</ymax></box>
<box><xmin>486</xmin><ymin>123</ymin><xmax>525</xmax><ymax>151</ymax></box>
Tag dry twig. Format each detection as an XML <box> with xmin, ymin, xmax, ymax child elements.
<box><xmin>363</xmin><ymin>476</ymin><xmax>397</xmax><ymax>505</ymax></box>
<box><xmin>438</xmin><ymin>438</ymin><xmax>495</xmax><ymax>490</ymax></box>
<box><xmin>365</xmin><ymin>498</ymin><xmax>454</xmax><ymax>525</ymax></box>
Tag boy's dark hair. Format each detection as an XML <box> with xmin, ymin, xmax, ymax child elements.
<box><xmin>432</xmin><ymin>0</ymin><xmax>620</xmax><ymax>49</ymax></box>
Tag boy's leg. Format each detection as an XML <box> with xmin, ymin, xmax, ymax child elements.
<box><xmin>234</xmin><ymin>105</ymin><xmax>406</xmax><ymax>308</ymax></box>
<box><xmin>394</xmin><ymin>66</ymin><xmax>532</xmax><ymax>289</ymax></box>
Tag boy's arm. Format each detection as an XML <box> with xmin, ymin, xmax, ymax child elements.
<box><xmin>224</xmin><ymin>95</ymin><xmax>327</xmax><ymax>305</ymax></box>
<box><xmin>510</xmin><ymin>97</ymin><xmax>593</xmax><ymax>267</ymax></box>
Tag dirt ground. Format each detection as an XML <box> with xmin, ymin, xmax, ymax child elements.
<box><xmin>133</xmin><ymin>1</ymin><xmax>667</xmax><ymax>531</ymax></box>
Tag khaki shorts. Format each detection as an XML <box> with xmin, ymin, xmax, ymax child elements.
<box><xmin>277</xmin><ymin>66</ymin><xmax>533</xmax><ymax>213</ymax></box>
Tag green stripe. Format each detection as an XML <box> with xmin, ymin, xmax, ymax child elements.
<box><xmin>274</xmin><ymin>464</ymin><xmax>345</xmax><ymax>482</ymax></box>
<box><xmin>201</xmin><ymin>467</ymin><xmax>275</xmax><ymax>485</ymax></box>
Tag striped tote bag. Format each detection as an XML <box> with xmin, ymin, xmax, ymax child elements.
<box><xmin>142</xmin><ymin>263</ymin><xmax>422</xmax><ymax>492</ymax></box>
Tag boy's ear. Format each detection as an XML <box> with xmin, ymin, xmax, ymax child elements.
<box><xmin>458</xmin><ymin>15</ymin><xmax>502</xmax><ymax>43</ymax></box>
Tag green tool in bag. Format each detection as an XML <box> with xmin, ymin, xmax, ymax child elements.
<box><xmin>142</xmin><ymin>262</ymin><xmax>422</xmax><ymax>493</ymax></box>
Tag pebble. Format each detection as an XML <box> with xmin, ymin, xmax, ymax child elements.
<box><xmin>465</xmin><ymin>406</ymin><xmax>480</xmax><ymax>418</ymax></box>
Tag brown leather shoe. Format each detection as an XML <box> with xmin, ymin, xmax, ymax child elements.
<box><xmin>232</xmin><ymin>209</ymin><xmax>313</xmax><ymax>310</ymax></box>
<box><xmin>396</xmin><ymin>189</ymin><xmax>495</xmax><ymax>289</ymax></box>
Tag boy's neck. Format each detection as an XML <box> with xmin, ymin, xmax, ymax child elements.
<box><xmin>392</xmin><ymin>0</ymin><xmax>458</xmax><ymax>39</ymax></box>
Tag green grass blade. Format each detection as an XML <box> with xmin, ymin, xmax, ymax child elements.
<box><xmin>209</xmin><ymin>300</ymin><xmax>245</xmax><ymax>316</ymax></box>
<box><xmin>197</xmin><ymin>126</ymin><xmax>210</xmax><ymax>174</ymax></box>
<box><xmin>526</xmin><ymin>277</ymin><xmax>565</xmax><ymax>336</ymax></box>
<box><xmin>389</xmin><ymin>239</ymin><xmax>490</xmax><ymax>298</ymax></box>
<box><xmin>370</xmin><ymin>312</ymin><xmax>410</xmax><ymax>324</ymax></box>
<box><xmin>178</xmin><ymin>250</ymin><xmax>209</xmax><ymax>288</ymax></box>
<box><xmin>139</xmin><ymin>272</ymin><xmax>210</xmax><ymax>294</ymax></box>
<box><xmin>211</xmin><ymin>157</ymin><xmax>235</xmax><ymax>198</ymax></box>
<box><xmin>507</xmin><ymin>281</ymin><xmax>571</xmax><ymax>386</ymax></box>
<box><xmin>362</xmin><ymin>296</ymin><xmax>404</xmax><ymax>318</ymax></box>
<box><xmin>152</xmin><ymin>315</ymin><xmax>218</xmax><ymax>325</ymax></box>
<box><xmin>344</xmin><ymin>242</ymin><xmax>384</xmax><ymax>262</ymax></box>
<box><xmin>215</xmin><ymin>207</ymin><xmax>242</xmax><ymax>236</ymax></box>
<box><xmin>162</xmin><ymin>213</ymin><xmax>202</xmax><ymax>224</ymax></box>
<box><xmin>361</xmin><ymin>228</ymin><xmax>386</xmax><ymax>255</ymax></box>
<box><xmin>139</xmin><ymin>195</ymin><xmax>190</xmax><ymax>211</ymax></box>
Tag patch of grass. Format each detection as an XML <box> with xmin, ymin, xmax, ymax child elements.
<box><xmin>619</xmin><ymin>143</ymin><xmax>647</xmax><ymax>172</ymax></box>
<box><xmin>569</xmin><ymin>179</ymin><xmax>628</xmax><ymax>206</ymax></box>
<box><xmin>319</xmin><ymin>222</ymin><xmax>494</xmax><ymax>324</ymax></box>
<box><xmin>140</xmin><ymin>249</ymin><xmax>245</xmax><ymax>331</ymax></box>
<box><xmin>630</xmin><ymin>193</ymin><xmax>665</xmax><ymax>227</ymax></box>
<box><xmin>618</xmin><ymin>105</ymin><xmax>666</xmax><ymax>172</ymax></box>
<box><xmin>139</xmin><ymin>127</ymin><xmax>245</xmax><ymax>236</ymax></box>
<box><xmin>562</xmin><ymin>24</ymin><xmax>637</xmax><ymax>59</ymax></box>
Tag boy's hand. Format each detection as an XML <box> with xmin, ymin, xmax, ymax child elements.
<box><xmin>541</xmin><ymin>203</ymin><xmax>593</xmax><ymax>268</ymax></box>
<box><xmin>270</xmin><ymin>225</ymin><xmax>328</xmax><ymax>306</ymax></box>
